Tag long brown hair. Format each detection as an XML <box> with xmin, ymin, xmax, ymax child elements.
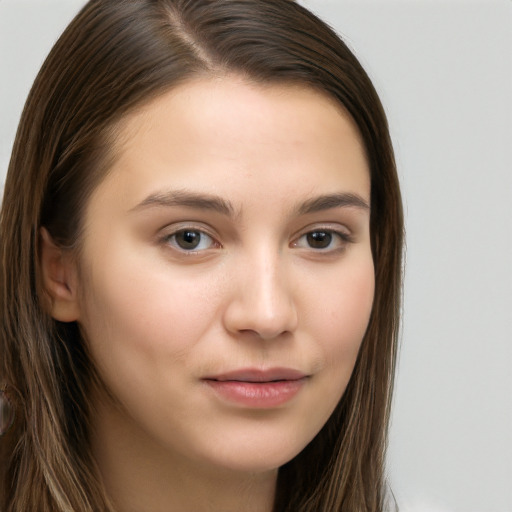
<box><xmin>0</xmin><ymin>1</ymin><xmax>403</xmax><ymax>510</ymax></box>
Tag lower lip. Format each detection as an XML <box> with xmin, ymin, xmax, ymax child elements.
<box><xmin>204</xmin><ymin>379</ymin><xmax>306</xmax><ymax>408</ymax></box>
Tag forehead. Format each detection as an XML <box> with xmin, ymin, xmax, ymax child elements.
<box><xmin>93</xmin><ymin>76</ymin><xmax>370</xmax><ymax>212</ymax></box>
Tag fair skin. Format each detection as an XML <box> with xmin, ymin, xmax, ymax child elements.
<box><xmin>41</xmin><ymin>77</ymin><xmax>374</xmax><ymax>512</ymax></box>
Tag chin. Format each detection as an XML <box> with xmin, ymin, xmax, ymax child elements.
<box><xmin>194</xmin><ymin>427</ymin><xmax>315</xmax><ymax>475</ymax></box>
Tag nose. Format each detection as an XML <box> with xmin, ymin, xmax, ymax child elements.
<box><xmin>222</xmin><ymin>250</ymin><xmax>298</xmax><ymax>340</ymax></box>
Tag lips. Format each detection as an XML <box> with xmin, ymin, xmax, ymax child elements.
<box><xmin>202</xmin><ymin>368</ymin><xmax>308</xmax><ymax>408</ymax></box>
<box><xmin>204</xmin><ymin>368</ymin><xmax>307</xmax><ymax>383</ymax></box>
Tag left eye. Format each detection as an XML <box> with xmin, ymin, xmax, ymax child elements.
<box><xmin>166</xmin><ymin>229</ymin><xmax>216</xmax><ymax>251</ymax></box>
<box><xmin>293</xmin><ymin>230</ymin><xmax>348</xmax><ymax>251</ymax></box>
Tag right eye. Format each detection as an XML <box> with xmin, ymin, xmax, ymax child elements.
<box><xmin>164</xmin><ymin>229</ymin><xmax>217</xmax><ymax>252</ymax></box>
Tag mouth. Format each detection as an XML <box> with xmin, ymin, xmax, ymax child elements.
<box><xmin>204</xmin><ymin>368</ymin><xmax>307</xmax><ymax>383</ymax></box>
<box><xmin>202</xmin><ymin>368</ymin><xmax>309</xmax><ymax>408</ymax></box>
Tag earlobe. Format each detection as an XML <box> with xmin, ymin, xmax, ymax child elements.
<box><xmin>39</xmin><ymin>227</ymin><xmax>80</xmax><ymax>322</ymax></box>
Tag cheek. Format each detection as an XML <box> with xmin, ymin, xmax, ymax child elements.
<box><xmin>305</xmin><ymin>256</ymin><xmax>374</xmax><ymax>387</ymax></box>
<box><xmin>307</xmin><ymin>255</ymin><xmax>374</xmax><ymax>342</ymax></box>
<box><xmin>77</xmin><ymin>252</ymin><xmax>223</xmax><ymax>387</ymax></box>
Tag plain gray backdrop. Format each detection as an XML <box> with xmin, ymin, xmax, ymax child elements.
<box><xmin>1</xmin><ymin>1</ymin><xmax>511</xmax><ymax>511</ymax></box>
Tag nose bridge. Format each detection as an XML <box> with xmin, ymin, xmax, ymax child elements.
<box><xmin>224</xmin><ymin>243</ymin><xmax>298</xmax><ymax>339</ymax></box>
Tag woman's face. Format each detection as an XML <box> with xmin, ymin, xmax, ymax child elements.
<box><xmin>75</xmin><ymin>77</ymin><xmax>374</xmax><ymax>474</ymax></box>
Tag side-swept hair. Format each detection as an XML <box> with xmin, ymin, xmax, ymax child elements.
<box><xmin>0</xmin><ymin>1</ymin><xmax>403</xmax><ymax>510</ymax></box>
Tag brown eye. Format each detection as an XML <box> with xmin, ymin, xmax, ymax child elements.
<box><xmin>306</xmin><ymin>231</ymin><xmax>332</xmax><ymax>249</ymax></box>
<box><xmin>292</xmin><ymin>229</ymin><xmax>350</xmax><ymax>252</ymax></box>
<box><xmin>168</xmin><ymin>230</ymin><xmax>215</xmax><ymax>251</ymax></box>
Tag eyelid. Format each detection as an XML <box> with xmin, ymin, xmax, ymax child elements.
<box><xmin>290</xmin><ymin>224</ymin><xmax>353</xmax><ymax>251</ymax></box>
<box><xmin>159</xmin><ymin>223</ymin><xmax>222</xmax><ymax>253</ymax></box>
<box><xmin>291</xmin><ymin>222</ymin><xmax>352</xmax><ymax>239</ymax></box>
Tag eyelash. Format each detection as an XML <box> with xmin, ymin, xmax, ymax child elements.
<box><xmin>162</xmin><ymin>228</ymin><xmax>219</xmax><ymax>253</ymax></box>
<box><xmin>160</xmin><ymin>226</ymin><xmax>352</xmax><ymax>254</ymax></box>
<box><xmin>292</xmin><ymin>228</ymin><xmax>352</xmax><ymax>252</ymax></box>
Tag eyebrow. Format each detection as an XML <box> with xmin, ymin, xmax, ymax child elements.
<box><xmin>297</xmin><ymin>193</ymin><xmax>370</xmax><ymax>215</ymax></box>
<box><xmin>130</xmin><ymin>189</ymin><xmax>236</xmax><ymax>216</ymax></box>
<box><xmin>130</xmin><ymin>189</ymin><xmax>370</xmax><ymax>217</ymax></box>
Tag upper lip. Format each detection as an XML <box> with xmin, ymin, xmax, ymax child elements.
<box><xmin>203</xmin><ymin>368</ymin><xmax>308</xmax><ymax>383</ymax></box>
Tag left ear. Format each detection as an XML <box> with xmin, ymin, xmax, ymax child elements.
<box><xmin>39</xmin><ymin>228</ymin><xmax>81</xmax><ymax>322</ymax></box>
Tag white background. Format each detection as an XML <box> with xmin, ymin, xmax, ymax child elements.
<box><xmin>1</xmin><ymin>1</ymin><xmax>511</xmax><ymax>511</ymax></box>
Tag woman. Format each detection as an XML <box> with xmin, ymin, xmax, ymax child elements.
<box><xmin>0</xmin><ymin>0</ymin><xmax>403</xmax><ymax>510</ymax></box>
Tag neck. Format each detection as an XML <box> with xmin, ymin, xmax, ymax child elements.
<box><xmin>90</xmin><ymin>397</ymin><xmax>277</xmax><ymax>512</ymax></box>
